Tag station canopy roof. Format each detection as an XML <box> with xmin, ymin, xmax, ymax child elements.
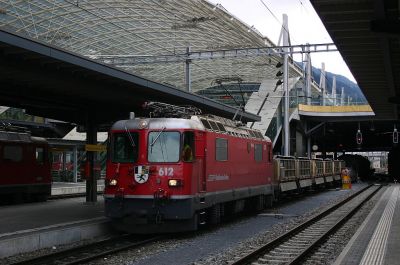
<box><xmin>311</xmin><ymin>0</ymin><xmax>399</xmax><ymax>121</ymax></box>
<box><xmin>0</xmin><ymin>0</ymin><xmax>302</xmax><ymax>100</ymax></box>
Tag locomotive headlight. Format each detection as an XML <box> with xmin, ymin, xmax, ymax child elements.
<box><xmin>109</xmin><ymin>179</ymin><xmax>118</xmax><ymax>186</ymax></box>
<box><xmin>138</xmin><ymin>120</ymin><xmax>148</xmax><ymax>129</ymax></box>
<box><xmin>168</xmin><ymin>179</ymin><xmax>183</xmax><ymax>187</ymax></box>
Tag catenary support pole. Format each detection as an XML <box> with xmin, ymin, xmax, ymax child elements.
<box><xmin>283</xmin><ymin>14</ymin><xmax>290</xmax><ymax>156</ymax></box>
<box><xmin>185</xmin><ymin>46</ymin><xmax>192</xmax><ymax>92</ymax></box>
<box><xmin>305</xmin><ymin>44</ymin><xmax>312</xmax><ymax>105</ymax></box>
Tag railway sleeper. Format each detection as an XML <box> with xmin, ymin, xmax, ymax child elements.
<box><xmin>296</xmin><ymin>233</ymin><xmax>322</xmax><ymax>238</ymax></box>
<box><xmin>274</xmin><ymin>248</ymin><xmax>302</xmax><ymax>254</ymax></box>
<box><xmin>314</xmin><ymin>250</ymin><xmax>332</xmax><ymax>255</ymax></box>
<box><xmin>259</xmin><ymin>255</ymin><xmax>293</xmax><ymax>261</ymax></box>
<box><xmin>269</xmin><ymin>250</ymin><xmax>300</xmax><ymax>256</ymax></box>
<box><xmin>279</xmin><ymin>247</ymin><xmax>305</xmax><ymax>253</ymax></box>
<box><xmin>292</xmin><ymin>236</ymin><xmax>314</xmax><ymax>241</ymax></box>
<box><xmin>277</xmin><ymin>244</ymin><xmax>305</xmax><ymax>249</ymax></box>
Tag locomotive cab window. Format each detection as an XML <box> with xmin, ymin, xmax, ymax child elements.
<box><xmin>216</xmin><ymin>138</ymin><xmax>228</xmax><ymax>161</ymax></box>
<box><xmin>254</xmin><ymin>143</ymin><xmax>262</xmax><ymax>162</ymax></box>
<box><xmin>3</xmin><ymin>145</ymin><xmax>23</xmax><ymax>162</ymax></box>
<box><xmin>112</xmin><ymin>132</ymin><xmax>139</xmax><ymax>163</ymax></box>
<box><xmin>182</xmin><ymin>131</ymin><xmax>195</xmax><ymax>162</ymax></box>
<box><xmin>148</xmin><ymin>131</ymin><xmax>180</xmax><ymax>163</ymax></box>
<box><xmin>35</xmin><ymin>147</ymin><xmax>44</xmax><ymax>164</ymax></box>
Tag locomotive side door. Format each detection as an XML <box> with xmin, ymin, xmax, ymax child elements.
<box><xmin>194</xmin><ymin>131</ymin><xmax>206</xmax><ymax>192</ymax></box>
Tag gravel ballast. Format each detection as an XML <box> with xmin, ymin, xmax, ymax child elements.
<box><xmin>86</xmin><ymin>184</ymin><xmax>370</xmax><ymax>265</ymax></box>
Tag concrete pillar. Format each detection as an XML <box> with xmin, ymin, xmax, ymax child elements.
<box><xmin>320</xmin><ymin>62</ymin><xmax>326</xmax><ymax>106</ymax></box>
<box><xmin>332</xmin><ymin>76</ymin><xmax>336</xmax><ymax>105</ymax></box>
<box><xmin>341</xmin><ymin>87</ymin><xmax>345</xmax><ymax>105</ymax></box>
<box><xmin>296</xmin><ymin>130</ymin><xmax>306</xmax><ymax>157</ymax></box>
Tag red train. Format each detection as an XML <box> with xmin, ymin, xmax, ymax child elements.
<box><xmin>104</xmin><ymin>103</ymin><xmax>274</xmax><ymax>233</ymax></box>
<box><xmin>0</xmin><ymin>124</ymin><xmax>51</xmax><ymax>202</ymax></box>
<box><xmin>104</xmin><ymin>102</ymin><xmax>344</xmax><ymax>233</ymax></box>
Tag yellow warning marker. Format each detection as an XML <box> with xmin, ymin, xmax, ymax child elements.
<box><xmin>341</xmin><ymin>168</ymin><xmax>352</xmax><ymax>189</ymax></box>
<box><xmin>85</xmin><ymin>144</ymin><xmax>106</xmax><ymax>152</ymax></box>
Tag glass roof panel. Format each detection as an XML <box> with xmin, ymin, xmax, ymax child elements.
<box><xmin>0</xmin><ymin>0</ymin><xmax>302</xmax><ymax>98</ymax></box>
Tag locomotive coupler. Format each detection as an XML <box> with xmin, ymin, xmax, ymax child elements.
<box><xmin>153</xmin><ymin>188</ymin><xmax>170</xmax><ymax>202</ymax></box>
<box><xmin>153</xmin><ymin>188</ymin><xmax>170</xmax><ymax>224</ymax></box>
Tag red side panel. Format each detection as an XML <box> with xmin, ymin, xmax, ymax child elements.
<box><xmin>0</xmin><ymin>142</ymin><xmax>51</xmax><ymax>186</ymax></box>
<box><xmin>204</xmin><ymin>132</ymin><xmax>273</xmax><ymax>192</ymax></box>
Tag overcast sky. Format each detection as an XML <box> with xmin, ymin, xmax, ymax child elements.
<box><xmin>208</xmin><ymin>0</ymin><xmax>357</xmax><ymax>83</ymax></box>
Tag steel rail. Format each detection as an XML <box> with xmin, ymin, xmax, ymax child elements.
<box><xmin>230</xmin><ymin>184</ymin><xmax>379</xmax><ymax>265</ymax></box>
<box><xmin>10</xmin><ymin>234</ymin><xmax>163</xmax><ymax>265</ymax></box>
<box><xmin>288</xmin><ymin>185</ymin><xmax>381</xmax><ymax>264</ymax></box>
<box><xmin>49</xmin><ymin>191</ymin><xmax>103</xmax><ymax>200</ymax></box>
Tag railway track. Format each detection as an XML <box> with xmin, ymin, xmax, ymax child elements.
<box><xmin>49</xmin><ymin>191</ymin><xmax>103</xmax><ymax>200</ymax></box>
<box><xmin>10</xmin><ymin>234</ymin><xmax>163</xmax><ymax>265</ymax></box>
<box><xmin>231</xmin><ymin>184</ymin><xmax>381</xmax><ymax>265</ymax></box>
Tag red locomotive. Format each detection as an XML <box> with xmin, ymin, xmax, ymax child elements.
<box><xmin>0</xmin><ymin>124</ymin><xmax>51</xmax><ymax>202</ymax></box>
<box><xmin>104</xmin><ymin>102</ymin><xmax>274</xmax><ymax>233</ymax></box>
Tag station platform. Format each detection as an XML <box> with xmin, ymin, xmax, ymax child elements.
<box><xmin>334</xmin><ymin>184</ymin><xmax>400</xmax><ymax>265</ymax></box>
<box><xmin>51</xmin><ymin>180</ymin><xmax>104</xmax><ymax>197</ymax></box>
<box><xmin>0</xmin><ymin>196</ymin><xmax>111</xmax><ymax>258</ymax></box>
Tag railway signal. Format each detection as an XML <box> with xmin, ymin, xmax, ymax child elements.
<box><xmin>393</xmin><ymin>125</ymin><xmax>398</xmax><ymax>145</ymax></box>
<box><xmin>356</xmin><ymin>129</ymin><xmax>363</xmax><ymax>145</ymax></box>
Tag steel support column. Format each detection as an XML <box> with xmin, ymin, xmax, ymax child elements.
<box><xmin>73</xmin><ymin>145</ymin><xmax>78</xmax><ymax>183</ymax></box>
<box><xmin>305</xmin><ymin>121</ymin><xmax>311</xmax><ymax>158</ymax></box>
<box><xmin>282</xmin><ymin>14</ymin><xmax>290</xmax><ymax>156</ymax></box>
<box><xmin>86</xmin><ymin>119</ymin><xmax>97</xmax><ymax>203</ymax></box>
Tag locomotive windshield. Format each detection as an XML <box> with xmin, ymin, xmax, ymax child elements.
<box><xmin>112</xmin><ymin>132</ymin><xmax>139</xmax><ymax>163</ymax></box>
<box><xmin>148</xmin><ymin>131</ymin><xmax>180</xmax><ymax>163</ymax></box>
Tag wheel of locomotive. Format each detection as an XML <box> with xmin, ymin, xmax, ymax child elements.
<box><xmin>265</xmin><ymin>194</ymin><xmax>274</xmax><ymax>208</ymax></box>
<box><xmin>12</xmin><ymin>193</ymin><xmax>24</xmax><ymax>204</ymax></box>
<box><xmin>208</xmin><ymin>204</ymin><xmax>221</xmax><ymax>225</ymax></box>
<box><xmin>254</xmin><ymin>195</ymin><xmax>265</xmax><ymax>212</ymax></box>
<box><xmin>245</xmin><ymin>195</ymin><xmax>264</xmax><ymax>213</ymax></box>
<box><xmin>34</xmin><ymin>193</ymin><xmax>48</xmax><ymax>202</ymax></box>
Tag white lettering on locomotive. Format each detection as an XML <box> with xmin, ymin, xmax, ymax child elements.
<box><xmin>158</xmin><ymin>167</ymin><xmax>174</xmax><ymax>176</ymax></box>
<box><xmin>207</xmin><ymin>174</ymin><xmax>230</xmax><ymax>181</ymax></box>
